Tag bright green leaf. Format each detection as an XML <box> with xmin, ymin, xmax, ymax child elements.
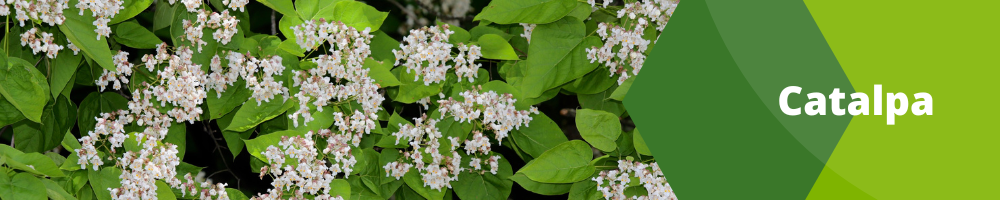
<box><xmin>519</xmin><ymin>17</ymin><xmax>602</xmax><ymax>98</ymax></box>
<box><xmin>0</xmin><ymin>57</ymin><xmax>50</xmax><ymax>123</ymax></box>
<box><xmin>575</xmin><ymin>109</ymin><xmax>621</xmax><ymax>152</ymax></box>
<box><xmin>516</xmin><ymin>140</ymin><xmax>595</xmax><ymax>183</ymax></box>
<box><xmin>109</xmin><ymin>0</ymin><xmax>153</xmax><ymax>24</ymax></box>
<box><xmin>453</xmin><ymin>154</ymin><xmax>514</xmax><ymax>200</ymax></box>
<box><xmin>113</xmin><ymin>21</ymin><xmax>164</xmax><ymax>49</ymax></box>
<box><xmin>510</xmin><ymin>113</ymin><xmax>567</xmax><ymax>158</ymax></box>
<box><xmin>59</xmin><ymin>2</ymin><xmax>116</xmax><ymax>71</ymax></box>
<box><xmin>477</xmin><ymin>34</ymin><xmax>520</xmax><ymax>60</ymax></box>
<box><xmin>633</xmin><ymin>128</ymin><xmax>652</xmax><ymax>156</ymax></box>
<box><xmin>0</xmin><ymin>173</ymin><xmax>46</xmax><ymax>200</ymax></box>
<box><xmin>509</xmin><ymin>173</ymin><xmax>571</xmax><ymax>195</ymax></box>
<box><xmin>225</xmin><ymin>98</ymin><xmax>295</xmax><ymax>132</ymax></box>
<box><xmin>474</xmin><ymin>0</ymin><xmax>578</xmax><ymax>24</ymax></box>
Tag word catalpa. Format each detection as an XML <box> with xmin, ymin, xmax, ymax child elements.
<box><xmin>779</xmin><ymin>85</ymin><xmax>933</xmax><ymax>125</ymax></box>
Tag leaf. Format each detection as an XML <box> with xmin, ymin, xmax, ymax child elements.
<box><xmin>477</xmin><ymin>34</ymin><xmax>520</xmax><ymax>60</ymax></box>
<box><xmin>163</xmin><ymin>123</ymin><xmax>187</xmax><ymax>159</ymax></box>
<box><xmin>516</xmin><ymin>140</ymin><xmax>595</xmax><ymax>183</ymax></box>
<box><xmin>375</xmin><ymin>112</ymin><xmax>413</xmax><ymax>148</ymax></box>
<box><xmin>76</xmin><ymin>92</ymin><xmax>129</xmax><ymax>135</ymax></box>
<box><xmin>363</xmin><ymin>58</ymin><xmax>401</xmax><ymax>87</ymax></box>
<box><xmin>225</xmin><ymin>98</ymin><xmax>295</xmax><ymax>132</ymax></box>
<box><xmin>88</xmin><ymin>166</ymin><xmax>122</xmax><ymax>200</ymax></box>
<box><xmin>321</xmin><ymin>1</ymin><xmax>387</xmax><ymax>30</ymax></box>
<box><xmin>244</xmin><ymin>130</ymin><xmax>307</xmax><ymax>162</ymax></box>
<box><xmin>0</xmin><ymin>98</ymin><xmax>26</xmax><ymax>127</ymax></box>
<box><xmin>42</xmin><ymin>178</ymin><xmax>78</xmax><ymax>200</ymax></box>
<box><xmin>470</xmin><ymin>26</ymin><xmax>512</xmax><ymax>42</ymax></box>
<box><xmin>295</xmin><ymin>0</ymin><xmax>338</xmax><ymax>20</ymax></box>
<box><xmin>579</xmin><ymin>84</ymin><xmax>626</xmax><ymax>116</ymax></box>
<box><xmin>60</xmin><ymin>1</ymin><xmax>116</xmax><ymax>71</ymax></box>
<box><xmin>519</xmin><ymin>17</ymin><xmax>602</xmax><ymax>98</ymax></box>
<box><xmin>402</xmin><ymin>169</ymin><xmax>446</xmax><ymax>200</ymax></box>
<box><xmin>567</xmin><ymin>2</ymin><xmax>592</xmax><ymax>21</ymax></box>
<box><xmin>0</xmin><ymin>173</ymin><xmax>46</xmax><ymax>200</ymax></box>
<box><xmin>155</xmin><ymin>181</ymin><xmax>176</xmax><ymax>200</ymax></box>
<box><xmin>15</xmin><ymin>95</ymin><xmax>76</xmax><ymax>153</ymax></box>
<box><xmin>0</xmin><ymin>57</ymin><xmax>50</xmax><ymax>123</ymax></box>
<box><xmin>438</xmin><ymin>21</ymin><xmax>470</xmax><ymax>45</ymax></box>
<box><xmin>575</xmin><ymin>109</ymin><xmax>621</xmax><ymax>152</ymax></box>
<box><xmin>330</xmin><ymin>179</ymin><xmax>352</xmax><ymax>199</ymax></box>
<box><xmin>113</xmin><ymin>21</ymin><xmax>164</xmax><ymax>49</ymax></box>
<box><xmin>369</xmin><ymin>31</ymin><xmax>400</xmax><ymax>62</ymax></box>
<box><xmin>474</xmin><ymin>0</ymin><xmax>578</xmax><ymax>24</ymax></box>
<box><xmin>609</xmin><ymin>76</ymin><xmax>634</xmax><ymax>101</ymax></box>
<box><xmin>453</xmin><ymin>154</ymin><xmax>513</xmax><ymax>200</ymax></box>
<box><xmin>509</xmin><ymin>173</ymin><xmax>571</xmax><ymax>195</ymax></box>
<box><xmin>632</xmin><ymin>128</ymin><xmax>652</xmax><ymax>156</ymax></box>
<box><xmin>152</xmin><ymin>0</ymin><xmax>176</xmax><ymax>31</ymax></box>
<box><xmin>256</xmin><ymin>0</ymin><xmax>298</xmax><ymax>18</ymax></box>
<box><xmin>568</xmin><ymin>178</ymin><xmax>601</xmax><ymax>200</ymax></box>
<box><xmin>109</xmin><ymin>0</ymin><xmax>153</xmax><ymax>24</ymax></box>
<box><xmin>207</xmin><ymin>79</ymin><xmax>252</xmax><ymax>119</ymax></box>
<box><xmin>49</xmin><ymin>49</ymin><xmax>82</xmax><ymax>99</ymax></box>
<box><xmin>562</xmin><ymin>67</ymin><xmax>615</xmax><ymax>95</ymax></box>
<box><xmin>392</xmin><ymin>68</ymin><xmax>442</xmax><ymax>104</ymax></box>
<box><xmin>227</xmin><ymin>188</ymin><xmax>250</xmax><ymax>200</ymax></box>
<box><xmin>510</xmin><ymin>113</ymin><xmax>567</xmax><ymax>158</ymax></box>
<box><xmin>0</xmin><ymin>145</ymin><xmax>66</xmax><ymax>177</ymax></box>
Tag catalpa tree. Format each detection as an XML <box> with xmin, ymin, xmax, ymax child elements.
<box><xmin>0</xmin><ymin>0</ymin><xmax>679</xmax><ymax>199</ymax></box>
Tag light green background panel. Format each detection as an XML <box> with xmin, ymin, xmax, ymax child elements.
<box><xmin>803</xmin><ymin>0</ymin><xmax>1000</xmax><ymax>199</ymax></box>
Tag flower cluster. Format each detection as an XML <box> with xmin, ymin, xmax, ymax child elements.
<box><xmin>218</xmin><ymin>51</ymin><xmax>289</xmax><ymax>106</ymax></box>
<box><xmin>393</xmin><ymin>25</ymin><xmax>483</xmax><ymax>85</ymax></box>
<box><xmin>586</xmin><ymin>0</ymin><xmax>679</xmax><ymax>85</ymax></box>
<box><xmin>180</xmin><ymin>10</ymin><xmax>241</xmax><ymax>52</ymax></box>
<box><xmin>74</xmin><ymin>0</ymin><xmax>124</xmax><ymax>39</ymax></box>
<box><xmin>136</xmin><ymin>45</ymin><xmax>210</xmax><ymax>123</ymax></box>
<box><xmin>221</xmin><ymin>0</ymin><xmax>248</xmax><ymax>12</ymax></box>
<box><xmin>96</xmin><ymin>51</ymin><xmax>133</xmax><ymax>91</ymax></box>
<box><xmin>464</xmin><ymin>132</ymin><xmax>501</xmax><ymax>174</ymax></box>
<box><xmin>255</xmin><ymin>132</ymin><xmax>348</xmax><ymax>200</ymax></box>
<box><xmin>437</xmin><ymin>87</ymin><xmax>540</xmax><ymax>143</ymax></box>
<box><xmin>0</xmin><ymin>0</ymin><xmax>69</xmax><ymax>26</ymax></box>
<box><xmin>19</xmin><ymin>28</ymin><xmax>65</xmax><ymax>59</ymax></box>
<box><xmin>288</xmin><ymin>19</ymin><xmax>383</xmax><ymax>131</ymax></box>
<box><xmin>76</xmin><ymin>111</ymin><xmax>130</xmax><ymax>170</ymax></box>
<box><xmin>592</xmin><ymin>161</ymin><xmax>677</xmax><ymax>200</ymax></box>
<box><xmin>385</xmin><ymin>114</ymin><xmax>465</xmax><ymax>191</ymax></box>
<box><xmin>519</xmin><ymin>23</ymin><xmax>536</xmax><ymax>44</ymax></box>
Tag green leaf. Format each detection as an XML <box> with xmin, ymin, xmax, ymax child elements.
<box><xmin>392</xmin><ymin>68</ymin><xmax>442</xmax><ymax>104</ymax></box>
<box><xmin>207</xmin><ymin>79</ymin><xmax>252</xmax><ymax>119</ymax></box>
<box><xmin>519</xmin><ymin>17</ymin><xmax>602</xmax><ymax>98</ymax></box>
<box><xmin>42</xmin><ymin>178</ymin><xmax>79</xmax><ymax>200</ymax></box>
<box><xmin>225</xmin><ymin>98</ymin><xmax>295</xmax><ymax>132</ymax></box>
<box><xmin>152</xmin><ymin>0</ymin><xmax>176</xmax><ymax>31</ymax></box>
<box><xmin>227</xmin><ymin>188</ymin><xmax>250</xmax><ymax>200</ymax></box>
<box><xmin>164</xmin><ymin>123</ymin><xmax>187</xmax><ymax>159</ymax></box>
<box><xmin>474</xmin><ymin>0</ymin><xmax>578</xmax><ymax>24</ymax></box>
<box><xmin>438</xmin><ymin>21</ymin><xmax>470</xmax><ymax>45</ymax></box>
<box><xmin>0</xmin><ymin>98</ymin><xmax>26</xmax><ymax>127</ymax></box>
<box><xmin>402</xmin><ymin>169</ymin><xmax>446</xmax><ymax>200</ymax></box>
<box><xmin>109</xmin><ymin>0</ymin><xmax>153</xmax><ymax>24</ymax></box>
<box><xmin>562</xmin><ymin>67</ymin><xmax>615</xmax><ymax>95</ymax></box>
<box><xmin>510</xmin><ymin>113</ymin><xmax>567</xmax><ymax>158</ymax></box>
<box><xmin>256</xmin><ymin>0</ymin><xmax>298</xmax><ymax>18</ymax></box>
<box><xmin>363</xmin><ymin>58</ymin><xmax>401</xmax><ymax>87</ymax></box>
<box><xmin>567</xmin><ymin>2</ymin><xmax>592</xmax><ymax>21</ymax></box>
<box><xmin>278</xmin><ymin>39</ymin><xmax>306</xmax><ymax>57</ymax></box>
<box><xmin>0</xmin><ymin>57</ymin><xmax>50</xmax><ymax>123</ymax></box>
<box><xmin>155</xmin><ymin>181</ymin><xmax>176</xmax><ymax>200</ymax></box>
<box><xmin>575</xmin><ymin>109</ymin><xmax>621</xmax><ymax>152</ymax></box>
<box><xmin>62</xmin><ymin>131</ymin><xmax>82</xmax><ymax>150</ymax></box>
<box><xmin>76</xmin><ymin>92</ymin><xmax>129</xmax><ymax>135</ymax></box>
<box><xmin>609</xmin><ymin>76</ymin><xmax>634</xmax><ymax>101</ymax></box>
<box><xmin>49</xmin><ymin>50</ymin><xmax>82</xmax><ymax>99</ymax></box>
<box><xmin>632</xmin><ymin>128</ymin><xmax>652</xmax><ymax>156</ymax></box>
<box><xmin>295</xmin><ymin>0</ymin><xmax>339</xmax><ymax>20</ymax></box>
<box><xmin>88</xmin><ymin>167</ymin><xmax>122</xmax><ymax>200</ymax></box>
<box><xmin>14</xmin><ymin>95</ymin><xmax>76</xmax><ymax>153</ymax></box>
<box><xmin>113</xmin><ymin>21</ymin><xmax>164</xmax><ymax>49</ymax></box>
<box><xmin>0</xmin><ymin>173</ymin><xmax>46</xmax><ymax>200</ymax></box>
<box><xmin>477</xmin><ymin>34</ymin><xmax>520</xmax><ymax>60</ymax></box>
<box><xmin>321</xmin><ymin>1</ymin><xmax>387</xmax><ymax>30</ymax></box>
<box><xmin>509</xmin><ymin>173</ymin><xmax>571</xmax><ymax>195</ymax></box>
<box><xmin>453</xmin><ymin>154</ymin><xmax>513</xmax><ymax>200</ymax></box>
<box><xmin>470</xmin><ymin>26</ymin><xmax>512</xmax><ymax>42</ymax></box>
<box><xmin>369</xmin><ymin>31</ymin><xmax>400</xmax><ymax>62</ymax></box>
<box><xmin>375</xmin><ymin>112</ymin><xmax>413</xmax><ymax>148</ymax></box>
<box><xmin>579</xmin><ymin>84</ymin><xmax>626</xmax><ymax>116</ymax></box>
<box><xmin>0</xmin><ymin>145</ymin><xmax>66</xmax><ymax>177</ymax></box>
<box><xmin>568</xmin><ymin>178</ymin><xmax>601</xmax><ymax>200</ymax></box>
<box><xmin>60</xmin><ymin>1</ymin><xmax>116</xmax><ymax>71</ymax></box>
<box><xmin>244</xmin><ymin>130</ymin><xmax>307</xmax><ymax>162</ymax></box>
<box><xmin>330</xmin><ymin>179</ymin><xmax>352</xmax><ymax>199</ymax></box>
<box><xmin>516</xmin><ymin>140</ymin><xmax>595</xmax><ymax>183</ymax></box>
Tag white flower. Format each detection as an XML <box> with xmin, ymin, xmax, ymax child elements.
<box><xmin>519</xmin><ymin>23</ymin><xmax>536</xmax><ymax>44</ymax></box>
<box><xmin>588</xmin><ymin>0</ymin><xmax>679</xmax><ymax>85</ymax></box>
<box><xmin>74</xmin><ymin>0</ymin><xmax>124</xmax><ymax>38</ymax></box>
<box><xmin>593</xmin><ymin>160</ymin><xmax>678</xmax><ymax>200</ymax></box>
<box><xmin>19</xmin><ymin>28</ymin><xmax>65</xmax><ymax>59</ymax></box>
<box><xmin>4</xmin><ymin>0</ymin><xmax>69</xmax><ymax>26</ymax></box>
<box><xmin>392</xmin><ymin>25</ymin><xmax>483</xmax><ymax>85</ymax></box>
<box><xmin>437</xmin><ymin>87</ymin><xmax>540</xmax><ymax>144</ymax></box>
